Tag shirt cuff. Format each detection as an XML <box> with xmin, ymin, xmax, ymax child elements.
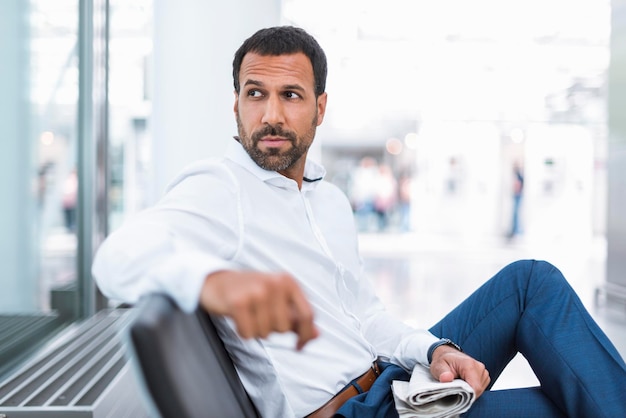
<box><xmin>150</xmin><ymin>251</ymin><xmax>237</xmax><ymax>313</ymax></box>
<box><xmin>389</xmin><ymin>330</ymin><xmax>441</xmax><ymax>371</ymax></box>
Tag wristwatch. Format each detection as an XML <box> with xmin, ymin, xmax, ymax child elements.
<box><xmin>427</xmin><ymin>338</ymin><xmax>463</xmax><ymax>364</ymax></box>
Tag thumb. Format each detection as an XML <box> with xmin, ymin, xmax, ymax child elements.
<box><xmin>437</xmin><ymin>370</ymin><xmax>455</xmax><ymax>383</ymax></box>
<box><xmin>430</xmin><ymin>361</ymin><xmax>456</xmax><ymax>383</ymax></box>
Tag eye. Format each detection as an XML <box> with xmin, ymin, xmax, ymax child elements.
<box><xmin>284</xmin><ymin>91</ymin><xmax>302</xmax><ymax>100</ymax></box>
<box><xmin>246</xmin><ymin>89</ymin><xmax>263</xmax><ymax>98</ymax></box>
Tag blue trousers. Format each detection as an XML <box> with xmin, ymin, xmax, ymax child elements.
<box><xmin>336</xmin><ymin>260</ymin><xmax>626</xmax><ymax>418</ymax></box>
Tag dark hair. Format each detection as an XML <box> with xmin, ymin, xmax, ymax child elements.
<box><xmin>233</xmin><ymin>26</ymin><xmax>327</xmax><ymax>97</ymax></box>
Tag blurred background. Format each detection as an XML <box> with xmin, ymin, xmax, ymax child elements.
<box><xmin>1</xmin><ymin>0</ymin><xmax>625</xmax><ymax>394</ymax></box>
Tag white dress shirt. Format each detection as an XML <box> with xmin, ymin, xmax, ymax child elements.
<box><xmin>92</xmin><ymin>140</ymin><xmax>440</xmax><ymax>417</ymax></box>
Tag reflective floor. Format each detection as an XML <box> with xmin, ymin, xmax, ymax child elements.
<box><xmin>359</xmin><ymin>232</ymin><xmax>626</xmax><ymax>390</ymax></box>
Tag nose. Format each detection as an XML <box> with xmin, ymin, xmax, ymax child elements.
<box><xmin>261</xmin><ymin>95</ymin><xmax>285</xmax><ymax>126</ymax></box>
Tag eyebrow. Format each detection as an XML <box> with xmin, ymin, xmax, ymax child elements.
<box><xmin>243</xmin><ymin>79</ymin><xmax>263</xmax><ymax>88</ymax></box>
<box><xmin>243</xmin><ymin>79</ymin><xmax>306</xmax><ymax>92</ymax></box>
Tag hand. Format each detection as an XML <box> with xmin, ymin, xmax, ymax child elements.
<box><xmin>199</xmin><ymin>270</ymin><xmax>319</xmax><ymax>350</ymax></box>
<box><xmin>429</xmin><ymin>345</ymin><xmax>490</xmax><ymax>398</ymax></box>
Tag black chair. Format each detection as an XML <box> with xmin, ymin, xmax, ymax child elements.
<box><xmin>126</xmin><ymin>293</ymin><xmax>259</xmax><ymax>418</ymax></box>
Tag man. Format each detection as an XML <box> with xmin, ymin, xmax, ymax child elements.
<box><xmin>93</xmin><ymin>26</ymin><xmax>626</xmax><ymax>417</ymax></box>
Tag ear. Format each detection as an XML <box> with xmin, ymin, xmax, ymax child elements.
<box><xmin>316</xmin><ymin>92</ymin><xmax>328</xmax><ymax>126</ymax></box>
<box><xmin>233</xmin><ymin>91</ymin><xmax>239</xmax><ymax>115</ymax></box>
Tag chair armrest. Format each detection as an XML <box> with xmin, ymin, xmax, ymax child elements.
<box><xmin>127</xmin><ymin>293</ymin><xmax>259</xmax><ymax>418</ymax></box>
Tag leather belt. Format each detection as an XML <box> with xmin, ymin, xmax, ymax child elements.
<box><xmin>306</xmin><ymin>362</ymin><xmax>380</xmax><ymax>418</ymax></box>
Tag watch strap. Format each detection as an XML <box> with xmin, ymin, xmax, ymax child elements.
<box><xmin>427</xmin><ymin>338</ymin><xmax>463</xmax><ymax>364</ymax></box>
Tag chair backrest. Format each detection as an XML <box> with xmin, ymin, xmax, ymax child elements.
<box><xmin>126</xmin><ymin>293</ymin><xmax>259</xmax><ymax>418</ymax></box>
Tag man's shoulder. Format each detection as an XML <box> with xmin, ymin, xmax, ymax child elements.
<box><xmin>181</xmin><ymin>157</ymin><xmax>228</xmax><ymax>174</ymax></box>
<box><xmin>315</xmin><ymin>179</ymin><xmax>352</xmax><ymax>205</ymax></box>
<box><xmin>317</xmin><ymin>178</ymin><xmax>345</xmax><ymax>195</ymax></box>
<box><xmin>165</xmin><ymin>157</ymin><xmax>233</xmax><ymax>192</ymax></box>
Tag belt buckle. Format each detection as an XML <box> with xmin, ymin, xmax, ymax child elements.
<box><xmin>371</xmin><ymin>362</ymin><xmax>380</xmax><ymax>377</ymax></box>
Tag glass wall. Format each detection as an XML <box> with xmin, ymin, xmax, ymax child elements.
<box><xmin>0</xmin><ymin>0</ymin><xmax>81</xmax><ymax>377</ymax></box>
<box><xmin>0</xmin><ymin>0</ymin><xmax>153</xmax><ymax>381</ymax></box>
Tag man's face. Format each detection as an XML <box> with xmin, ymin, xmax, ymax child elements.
<box><xmin>234</xmin><ymin>52</ymin><xmax>327</xmax><ymax>181</ymax></box>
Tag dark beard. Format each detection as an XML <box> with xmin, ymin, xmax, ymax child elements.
<box><xmin>236</xmin><ymin>115</ymin><xmax>316</xmax><ymax>172</ymax></box>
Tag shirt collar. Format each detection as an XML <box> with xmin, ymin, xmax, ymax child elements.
<box><xmin>225</xmin><ymin>138</ymin><xmax>326</xmax><ymax>191</ymax></box>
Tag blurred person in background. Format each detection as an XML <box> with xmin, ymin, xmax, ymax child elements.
<box><xmin>373</xmin><ymin>163</ymin><xmax>398</xmax><ymax>232</ymax></box>
<box><xmin>350</xmin><ymin>156</ymin><xmax>379</xmax><ymax>231</ymax></box>
<box><xmin>508</xmin><ymin>160</ymin><xmax>525</xmax><ymax>239</ymax></box>
<box><xmin>92</xmin><ymin>26</ymin><xmax>625</xmax><ymax>418</ymax></box>
<box><xmin>398</xmin><ymin>173</ymin><xmax>413</xmax><ymax>232</ymax></box>
<box><xmin>62</xmin><ymin>168</ymin><xmax>78</xmax><ymax>232</ymax></box>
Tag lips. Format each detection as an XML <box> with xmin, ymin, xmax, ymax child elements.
<box><xmin>259</xmin><ymin>136</ymin><xmax>290</xmax><ymax>147</ymax></box>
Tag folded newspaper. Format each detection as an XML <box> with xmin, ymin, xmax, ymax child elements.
<box><xmin>391</xmin><ymin>365</ymin><xmax>475</xmax><ymax>418</ymax></box>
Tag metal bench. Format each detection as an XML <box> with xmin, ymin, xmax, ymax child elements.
<box><xmin>0</xmin><ymin>309</ymin><xmax>145</xmax><ymax>417</ymax></box>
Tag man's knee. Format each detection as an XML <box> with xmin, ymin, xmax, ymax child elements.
<box><xmin>510</xmin><ymin>259</ymin><xmax>571</xmax><ymax>303</ymax></box>
<box><xmin>503</xmin><ymin>259</ymin><xmax>560</xmax><ymax>280</ymax></box>
<box><xmin>499</xmin><ymin>259</ymin><xmax>567</xmax><ymax>294</ymax></box>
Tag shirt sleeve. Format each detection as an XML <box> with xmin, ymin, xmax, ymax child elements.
<box><xmin>353</xmin><ymin>267</ymin><xmax>440</xmax><ymax>371</ymax></box>
<box><xmin>92</xmin><ymin>163</ymin><xmax>241</xmax><ymax>313</ymax></box>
